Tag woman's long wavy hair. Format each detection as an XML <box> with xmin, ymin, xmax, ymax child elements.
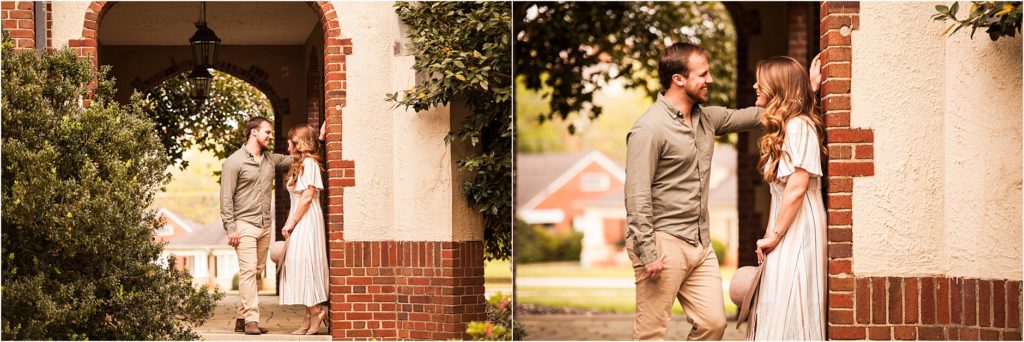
<box><xmin>756</xmin><ymin>56</ymin><xmax>828</xmax><ymax>183</ymax></box>
<box><xmin>286</xmin><ymin>124</ymin><xmax>323</xmax><ymax>187</ymax></box>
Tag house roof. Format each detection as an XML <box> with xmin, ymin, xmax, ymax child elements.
<box><xmin>516</xmin><ymin>151</ymin><xmax>626</xmax><ymax>211</ymax></box>
<box><xmin>156</xmin><ymin>208</ymin><xmax>229</xmax><ymax>246</ymax></box>
<box><xmin>159</xmin><ymin>208</ymin><xmax>194</xmax><ymax>234</ymax></box>
<box><xmin>515</xmin><ymin>152</ymin><xmax>589</xmax><ymax>208</ymax></box>
<box><xmin>520</xmin><ymin>144</ymin><xmax>739</xmax><ymax>209</ymax></box>
<box><xmin>167</xmin><ymin>220</ymin><xmax>229</xmax><ymax>246</ymax></box>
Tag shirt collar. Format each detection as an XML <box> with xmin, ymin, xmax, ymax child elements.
<box><xmin>239</xmin><ymin>146</ymin><xmax>262</xmax><ymax>163</ymax></box>
<box><xmin>656</xmin><ymin>92</ymin><xmax>702</xmax><ymax>120</ymax></box>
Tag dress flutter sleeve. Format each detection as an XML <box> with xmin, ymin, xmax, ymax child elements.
<box><xmin>295</xmin><ymin>158</ymin><xmax>324</xmax><ymax>192</ymax></box>
<box><xmin>777</xmin><ymin>117</ymin><xmax>823</xmax><ymax>180</ymax></box>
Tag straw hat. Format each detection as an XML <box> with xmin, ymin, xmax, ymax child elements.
<box><xmin>270</xmin><ymin>240</ymin><xmax>288</xmax><ymax>265</ymax></box>
<box><xmin>731</xmin><ymin>264</ymin><xmax>765</xmax><ymax>329</ymax></box>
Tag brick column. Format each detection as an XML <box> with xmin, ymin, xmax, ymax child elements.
<box><xmin>330</xmin><ymin>241</ymin><xmax>486</xmax><ymax>340</ymax></box>
<box><xmin>788</xmin><ymin>3</ymin><xmax>809</xmax><ymax>63</ymax></box>
<box><xmin>820</xmin><ymin>2</ymin><xmax>1022</xmax><ymax>340</ymax></box>
<box><xmin>729</xmin><ymin>4</ymin><xmax>768</xmax><ymax>269</ymax></box>
<box><xmin>2</xmin><ymin>1</ymin><xmax>36</xmax><ymax>50</ymax></box>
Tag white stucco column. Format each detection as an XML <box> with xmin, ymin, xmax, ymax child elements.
<box><xmin>851</xmin><ymin>1</ymin><xmax>1022</xmax><ymax>280</ymax></box>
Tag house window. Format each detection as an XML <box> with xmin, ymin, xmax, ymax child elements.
<box><xmin>580</xmin><ymin>173</ymin><xmax>610</xmax><ymax>192</ymax></box>
<box><xmin>155</xmin><ymin>224</ymin><xmax>173</xmax><ymax>236</ymax></box>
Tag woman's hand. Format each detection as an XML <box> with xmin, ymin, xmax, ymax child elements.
<box><xmin>755</xmin><ymin>232</ymin><xmax>782</xmax><ymax>264</ymax></box>
<box><xmin>809</xmin><ymin>52</ymin><xmax>822</xmax><ymax>93</ymax></box>
<box><xmin>282</xmin><ymin>221</ymin><xmax>294</xmax><ymax>239</ymax></box>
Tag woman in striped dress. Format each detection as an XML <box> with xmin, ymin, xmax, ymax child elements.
<box><xmin>748</xmin><ymin>56</ymin><xmax>828</xmax><ymax>340</ymax></box>
<box><xmin>279</xmin><ymin>124</ymin><xmax>330</xmax><ymax>335</ymax></box>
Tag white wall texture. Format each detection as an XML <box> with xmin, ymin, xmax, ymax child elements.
<box><xmin>852</xmin><ymin>1</ymin><xmax>1022</xmax><ymax>280</ymax></box>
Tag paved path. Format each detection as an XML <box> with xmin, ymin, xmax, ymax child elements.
<box><xmin>196</xmin><ymin>295</ymin><xmax>330</xmax><ymax>341</ymax></box>
<box><xmin>517</xmin><ymin>313</ymin><xmax>747</xmax><ymax>341</ymax></box>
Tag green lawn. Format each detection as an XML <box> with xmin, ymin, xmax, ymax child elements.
<box><xmin>516</xmin><ymin>261</ymin><xmax>737</xmax><ymax>316</ymax></box>
<box><xmin>516</xmin><ymin>261</ymin><xmax>635</xmax><ymax>278</ymax></box>
<box><xmin>485</xmin><ymin>259</ymin><xmax>512</xmax><ymax>297</ymax></box>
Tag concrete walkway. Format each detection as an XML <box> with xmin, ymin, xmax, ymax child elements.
<box><xmin>196</xmin><ymin>295</ymin><xmax>330</xmax><ymax>341</ymax></box>
<box><xmin>517</xmin><ymin>314</ymin><xmax>747</xmax><ymax>341</ymax></box>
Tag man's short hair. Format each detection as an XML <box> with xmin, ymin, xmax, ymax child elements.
<box><xmin>658</xmin><ymin>42</ymin><xmax>708</xmax><ymax>90</ymax></box>
<box><xmin>245</xmin><ymin>117</ymin><xmax>272</xmax><ymax>141</ymax></box>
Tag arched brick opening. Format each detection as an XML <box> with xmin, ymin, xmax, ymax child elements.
<box><xmin>71</xmin><ymin>1</ymin><xmax>362</xmax><ymax>339</ymax></box>
<box><xmin>129</xmin><ymin>61</ymin><xmax>289</xmax><ymax>118</ymax></box>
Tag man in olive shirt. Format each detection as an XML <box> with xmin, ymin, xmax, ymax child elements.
<box><xmin>626</xmin><ymin>43</ymin><xmax>759</xmax><ymax>341</ymax></box>
<box><xmin>221</xmin><ymin>117</ymin><xmax>291</xmax><ymax>335</ymax></box>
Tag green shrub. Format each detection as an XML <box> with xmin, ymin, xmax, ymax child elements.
<box><xmin>711</xmin><ymin>239</ymin><xmax>726</xmax><ymax>266</ymax></box>
<box><xmin>1</xmin><ymin>34</ymin><xmax>222</xmax><ymax>340</ymax></box>
<box><xmin>514</xmin><ymin>219</ymin><xmax>583</xmax><ymax>263</ymax></box>
<box><xmin>466</xmin><ymin>292</ymin><xmax>523</xmax><ymax>341</ymax></box>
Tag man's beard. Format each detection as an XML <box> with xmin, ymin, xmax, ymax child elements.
<box><xmin>686</xmin><ymin>87</ymin><xmax>708</xmax><ymax>105</ymax></box>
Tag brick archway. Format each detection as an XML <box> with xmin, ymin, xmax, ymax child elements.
<box><xmin>129</xmin><ymin>61</ymin><xmax>290</xmax><ymax>118</ymax></box>
<box><xmin>71</xmin><ymin>1</ymin><xmax>361</xmax><ymax>339</ymax></box>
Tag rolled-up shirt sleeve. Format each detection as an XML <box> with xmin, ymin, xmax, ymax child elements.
<box><xmin>220</xmin><ymin>160</ymin><xmax>240</xmax><ymax>234</ymax></box>
<box><xmin>625</xmin><ymin>124</ymin><xmax>660</xmax><ymax>265</ymax></box>
<box><xmin>710</xmin><ymin>106</ymin><xmax>764</xmax><ymax>135</ymax></box>
<box><xmin>272</xmin><ymin>153</ymin><xmax>293</xmax><ymax>172</ymax></box>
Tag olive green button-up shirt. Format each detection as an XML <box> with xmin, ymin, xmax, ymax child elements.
<box><xmin>625</xmin><ymin>94</ymin><xmax>763</xmax><ymax>265</ymax></box>
<box><xmin>220</xmin><ymin>146</ymin><xmax>292</xmax><ymax>234</ymax></box>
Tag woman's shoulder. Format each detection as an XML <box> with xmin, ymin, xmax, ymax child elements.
<box><xmin>785</xmin><ymin>115</ymin><xmax>814</xmax><ymax>129</ymax></box>
<box><xmin>302</xmin><ymin>157</ymin><xmax>321</xmax><ymax>167</ymax></box>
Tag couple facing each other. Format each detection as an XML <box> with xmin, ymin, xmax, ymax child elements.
<box><xmin>624</xmin><ymin>42</ymin><xmax>828</xmax><ymax>340</ymax></box>
<box><xmin>219</xmin><ymin>118</ymin><xmax>330</xmax><ymax>335</ymax></box>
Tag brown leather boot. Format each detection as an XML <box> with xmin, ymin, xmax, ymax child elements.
<box><xmin>236</xmin><ymin>319</ymin><xmax>268</xmax><ymax>333</ymax></box>
<box><xmin>244</xmin><ymin>322</ymin><xmax>264</xmax><ymax>335</ymax></box>
<box><xmin>243</xmin><ymin>321</ymin><xmax>268</xmax><ymax>333</ymax></box>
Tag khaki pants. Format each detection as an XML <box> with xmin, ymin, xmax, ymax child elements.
<box><xmin>235</xmin><ymin>221</ymin><xmax>271</xmax><ymax>323</ymax></box>
<box><xmin>628</xmin><ymin>232</ymin><xmax>726</xmax><ymax>340</ymax></box>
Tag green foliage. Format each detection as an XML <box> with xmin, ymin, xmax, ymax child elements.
<box><xmin>933</xmin><ymin>1</ymin><xmax>1022</xmax><ymax>41</ymax></box>
<box><xmin>1</xmin><ymin>37</ymin><xmax>222</xmax><ymax>340</ymax></box>
<box><xmin>711</xmin><ymin>239</ymin><xmax>726</xmax><ymax>266</ymax></box>
<box><xmin>515</xmin><ymin>2</ymin><xmax>737</xmax><ymax>133</ymax></box>
<box><xmin>390</xmin><ymin>2</ymin><xmax>512</xmax><ymax>261</ymax></box>
<box><xmin>515</xmin><ymin>220</ymin><xmax>584</xmax><ymax>264</ymax></box>
<box><xmin>152</xmin><ymin>148</ymin><xmax>224</xmax><ymax>224</ymax></box>
<box><xmin>140</xmin><ymin>70</ymin><xmax>273</xmax><ymax>169</ymax></box>
<box><xmin>466</xmin><ymin>292</ymin><xmax>522</xmax><ymax>341</ymax></box>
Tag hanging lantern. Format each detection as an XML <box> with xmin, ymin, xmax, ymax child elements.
<box><xmin>188</xmin><ymin>65</ymin><xmax>214</xmax><ymax>101</ymax></box>
<box><xmin>189</xmin><ymin>2</ymin><xmax>220</xmax><ymax>101</ymax></box>
<box><xmin>189</xmin><ymin>2</ymin><xmax>220</xmax><ymax>67</ymax></box>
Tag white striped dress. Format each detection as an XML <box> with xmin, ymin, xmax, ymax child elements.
<box><xmin>748</xmin><ymin>117</ymin><xmax>827</xmax><ymax>340</ymax></box>
<box><xmin>279</xmin><ymin>158</ymin><xmax>329</xmax><ymax>307</ymax></box>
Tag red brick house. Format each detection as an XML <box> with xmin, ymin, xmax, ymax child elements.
<box><xmin>516</xmin><ymin>151</ymin><xmax>625</xmax><ymax>233</ymax></box>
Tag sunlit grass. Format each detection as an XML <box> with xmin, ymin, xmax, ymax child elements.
<box><xmin>516</xmin><ymin>261</ymin><xmax>738</xmax><ymax>316</ymax></box>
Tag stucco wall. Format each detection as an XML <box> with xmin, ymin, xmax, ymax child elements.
<box><xmin>333</xmin><ymin>1</ymin><xmax>482</xmax><ymax>242</ymax></box>
<box><xmin>852</xmin><ymin>1</ymin><xmax>1022</xmax><ymax>280</ymax></box>
<box><xmin>50</xmin><ymin>2</ymin><xmax>90</xmax><ymax>48</ymax></box>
